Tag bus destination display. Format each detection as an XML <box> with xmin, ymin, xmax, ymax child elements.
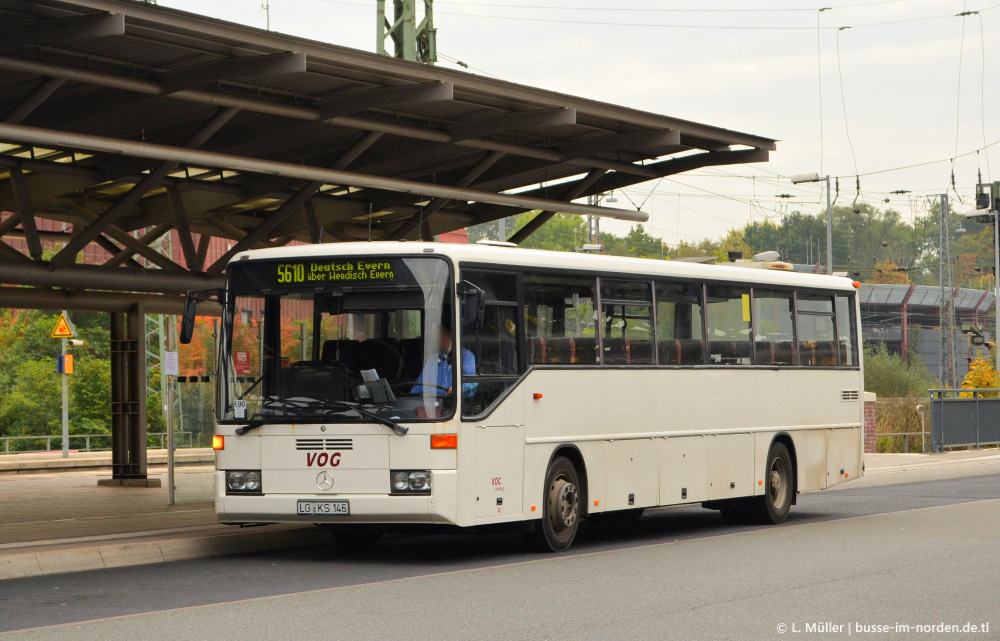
<box><xmin>276</xmin><ymin>260</ymin><xmax>396</xmax><ymax>284</ymax></box>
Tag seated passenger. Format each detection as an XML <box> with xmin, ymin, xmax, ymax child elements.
<box><xmin>410</xmin><ymin>325</ymin><xmax>477</xmax><ymax>397</ymax></box>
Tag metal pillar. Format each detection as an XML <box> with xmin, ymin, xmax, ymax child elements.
<box><xmin>900</xmin><ymin>284</ymin><xmax>915</xmax><ymax>363</ymax></box>
<box><xmin>105</xmin><ymin>304</ymin><xmax>155</xmax><ymax>485</ymax></box>
<box><xmin>824</xmin><ymin>175</ymin><xmax>832</xmax><ymax>275</ymax></box>
<box><xmin>939</xmin><ymin>194</ymin><xmax>957</xmax><ymax>388</ymax></box>
<box><xmin>377</xmin><ymin>0</ymin><xmax>436</xmax><ymax>64</ymax></box>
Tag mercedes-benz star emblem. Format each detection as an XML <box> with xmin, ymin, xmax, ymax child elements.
<box><xmin>316</xmin><ymin>471</ymin><xmax>334</xmax><ymax>491</ymax></box>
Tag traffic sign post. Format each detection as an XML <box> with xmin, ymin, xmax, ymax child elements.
<box><xmin>53</xmin><ymin>311</ymin><xmax>78</xmax><ymax>458</ymax></box>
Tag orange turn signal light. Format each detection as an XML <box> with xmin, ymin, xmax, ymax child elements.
<box><xmin>431</xmin><ymin>434</ymin><xmax>458</xmax><ymax>449</ymax></box>
<box><xmin>533</xmin><ymin>393</ymin><xmax>543</xmax><ymax>400</ymax></box>
<box><xmin>212</xmin><ymin>435</ymin><xmax>225</xmax><ymax>450</ymax></box>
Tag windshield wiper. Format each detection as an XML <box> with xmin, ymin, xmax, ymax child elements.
<box><xmin>301</xmin><ymin>399</ymin><xmax>408</xmax><ymax>435</ymax></box>
<box><xmin>235</xmin><ymin>419</ymin><xmax>273</xmax><ymax>435</ymax></box>
<box><xmin>233</xmin><ymin>399</ymin><xmax>408</xmax><ymax>436</ymax></box>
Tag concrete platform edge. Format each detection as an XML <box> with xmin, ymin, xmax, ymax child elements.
<box><xmin>0</xmin><ymin>526</ymin><xmax>329</xmax><ymax>581</ymax></box>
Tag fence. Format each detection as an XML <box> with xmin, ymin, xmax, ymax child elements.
<box><xmin>929</xmin><ymin>389</ymin><xmax>1000</xmax><ymax>452</ymax></box>
<box><xmin>1</xmin><ymin>431</ymin><xmax>194</xmax><ymax>455</ymax></box>
<box><xmin>874</xmin><ymin>398</ymin><xmax>929</xmax><ymax>453</ymax></box>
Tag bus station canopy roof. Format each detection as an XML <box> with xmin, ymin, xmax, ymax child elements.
<box><xmin>0</xmin><ymin>0</ymin><xmax>776</xmax><ymax>304</ymax></box>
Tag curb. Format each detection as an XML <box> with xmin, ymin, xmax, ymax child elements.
<box><xmin>0</xmin><ymin>525</ymin><xmax>329</xmax><ymax>580</ymax></box>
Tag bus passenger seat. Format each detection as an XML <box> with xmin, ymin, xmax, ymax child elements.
<box><xmin>528</xmin><ymin>336</ymin><xmax>547</xmax><ymax>364</ymax></box>
<box><xmin>321</xmin><ymin>339</ymin><xmax>361</xmax><ymax>371</ymax></box>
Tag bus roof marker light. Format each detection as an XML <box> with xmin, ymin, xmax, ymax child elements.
<box><xmin>852</xmin><ymin>280</ymin><xmax>861</xmax><ymax>288</ymax></box>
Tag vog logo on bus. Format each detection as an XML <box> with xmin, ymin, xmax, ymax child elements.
<box><xmin>306</xmin><ymin>452</ymin><xmax>342</xmax><ymax>467</ymax></box>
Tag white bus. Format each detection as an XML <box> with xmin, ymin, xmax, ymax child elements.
<box><xmin>183</xmin><ymin>242</ymin><xmax>863</xmax><ymax>552</ymax></box>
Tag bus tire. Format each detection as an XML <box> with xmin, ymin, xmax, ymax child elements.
<box><xmin>527</xmin><ymin>456</ymin><xmax>582</xmax><ymax>552</ymax></box>
<box><xmin>753</xmin><ymin>441</ymin><xmax>793</xmax><ymax>524</ymax></box>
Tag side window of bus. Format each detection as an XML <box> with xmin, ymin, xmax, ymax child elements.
<box><xmin>600</xmin><ymin>280</ymin><xmax>654</xmax><ymax>365</ymax></box>
<box><xmin>523</xmin><ymin>273</ymin><xmax>597</xmax><ymax>365</ymax></box>
<box><xmin>752</xmin><ymin>289</ymin><xmax>795</xmax><ymax>365</ymax></box>
<box><xmin>797</xmin><ymin>294</ymin><xmax>837</xmax><ymax>366</ymax></box>
<box><xmin>705</xmin><ymin>285</ymin><xmax>753</xmax><ymax>365</ymax></box>
<box><xmin>461</xmin><ymin>270</ymin><xmax>519</xmax><ymax>418</ymax></box>
<box><xmin>836</xmin><ymin>295</ymin><xmax>857</xmax><ymax>366</ymax></box>
<box><xmin>656</xmin><ymin>282</ymin><xmax>704</xmax><ymax>365</ymax></box>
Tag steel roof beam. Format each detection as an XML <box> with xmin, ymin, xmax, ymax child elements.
<box><xmin>448</xmin><ymin>108</ymin><xmax>576</xmax><ymax>143</ymax></box>
<box><xmin>207</xmin><ymin>181</ymin><xmax>323</xmax><ymax>276</ymax></box>
<box><xmin>470</xmin><ymin>148</ymin><xmax>769</xmax><ymax>225</ymax></box>
<box><xmin>0</xmin><ymin>55</ymin><xmax>663</xmax><ymax>177</ymax></box>
<box><xmin>156</xmin><ymin>52</ymin><xmax>306</xmax><ymax>95</ymax></box>
<box><xmin>0</xmin><ymin>12</ymin><xmax>124</xmax><ymax>53</ymax></box>
<box><xmin>8</xmin><ymin>166</ymin><xmax>42</xmax><ymax>260</ymax></box>
<box><xmin>166</xmin><ymin>186</ymin><xmax>198</xmax><ymax>269</ymax></box>
<box><xmin>49</xmin><ymin>106</ymin><xmax>238</xmax><ymax>267</ymax></box>
<box><xmin>4</xmin><ymin>77</ymin><xmax>66</xmax><ymax>124</ymax></box>
<box><xmin>0</xmin><ymin>261</ymin><xmax>222</xmax><ymax>294</ymax></box>
<box><xmin>557</xmin><ymin>130</ymin><xmax>680</xmax><ymax>161</ymax></box>
<box><xmin>316</xmin><ymin>82</ymin><xmax>453</xmax><ymax>119</ymax></box>
<box><xmin>508</xmin><ymin>168</ymin><xmax>607</xmax><ymax>245</ymax></box>
<box><xmin>0</xmin><ymin>288</ymin><xmax>219</xmax><ymax>316</ymax></box>
<box><xmin>67</xmin><ymin>205</ymin><xmax>185</xmax><ymax>272</ymax></box>
<box><xmin>0</xmin><ymin>122</ymin><xmax>648</xmax><ymax>225</ymax></box>
<box><xmin>103</xmin><ymin>223</ymin><xmax>171</xmax><ymax>268</ymax></box>
<box><xmin>388</xmin><ymin>150</ymin><xmax>505</xmax><ymax>241</ymax></box>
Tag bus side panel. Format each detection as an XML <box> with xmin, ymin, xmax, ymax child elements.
<box><xmin>659</xmin><ymin>435</ymin><xmax>709</xmax><ymax>504</ymax></box>
<box><xmin>827</xmin><ymin>426</ymin><xmax>861</xmax><ymax>488</ymax></box>
<box><xmin>605</xmin><ymin>439</ymin><xmax>659</xmax><ymax>510</ymax></box>
<box><xmin>789</xmin><ymin>429</ymin><xmax>828</xmax><ymax>492</ymax></box>
<box><xmin>707</xmin><ymin>433</ymin><xmax>755</xmax><ymax>500</ymax></box>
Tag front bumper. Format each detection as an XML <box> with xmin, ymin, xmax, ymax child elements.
<box><xmin>216</xmin><ymin>470</ymin><xmax>458</xmax><ymax>525</ymax></box>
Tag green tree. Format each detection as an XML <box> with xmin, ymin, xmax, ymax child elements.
<box><xmin>0</xmin><ymin>358</ymin><xmax>61</xmax><ymax>437</ymax></box>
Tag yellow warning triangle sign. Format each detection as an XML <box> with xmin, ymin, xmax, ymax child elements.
<box><xmin>51</xmin><ymin>313</ymin><xmax>77</xmax><ymax>339</ymax></box>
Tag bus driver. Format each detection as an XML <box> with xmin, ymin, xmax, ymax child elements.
<box><xmin>411</xmin><ymin>325</ymin><xmax>477</xmax><ymax>397</ymax></box>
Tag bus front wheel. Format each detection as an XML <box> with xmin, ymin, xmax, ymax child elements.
<box><xmin>527</xmin><ymin>456</ymin><xmax>582</xmax><ymax>552</ymax></box>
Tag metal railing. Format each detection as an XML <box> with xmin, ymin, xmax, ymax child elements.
<box><xmin>875</xmin><ymin>432</ymin><xmax>927</xmax><ymax>454</ymax></box>
<box><xmin>1</xmin><ymin>431</ymin><xmax>194</xmax><ymax>455</ymax></box>
<box><xmin>929</xmin><ymin>388</ymin><xmax>1000</xmax><ymax>452</ymax></box>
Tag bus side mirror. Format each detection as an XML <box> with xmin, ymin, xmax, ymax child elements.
<box><xmin>180</xmin><ymin>288</ymin><xmax>224</xmax><ymax>344</ymax></box>
<box><xmin>180</xmin><ymin>296</ymin><xmax>197</xmax><ymax>344</ymax></box>
<box><xmin>458</xmin><ymin>281</ymin><xmax>486</xmax><ymax>330</ymax></box>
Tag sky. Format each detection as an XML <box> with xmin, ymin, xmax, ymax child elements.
<box><xmin>155</xmin><ymin>0</ymin><xmax>999</xmax><ymax>249</ymax></box>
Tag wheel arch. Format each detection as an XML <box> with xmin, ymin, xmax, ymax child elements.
<box><xmin>547</xmin><ymin>444</ymin><xmax>589</xmax><ymax>517</ymax></box>
<box><xmin>769</xmin><ymin>432</ymin><xmax>798</xmax><ymax>505</ymax></box>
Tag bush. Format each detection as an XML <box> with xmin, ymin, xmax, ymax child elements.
<box><xmin>863</xmin><ymin>343</ymin><xmax>937</xmax><ymax>398</ymax></box>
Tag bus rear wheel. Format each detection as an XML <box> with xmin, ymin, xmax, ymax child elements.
<box><xmin>749</xmin><ymin>442</ymin><xmax>793</xmax><ymax>524</ymax></box>
<box><xmin>527</xmin><ymin>456</ymin><xmax>581</xmax><ymax>552</ymax></box>
<box><xmin>718</xmin><ymin>442</ymin><xmax>793</xmax><ymax>525</ymax></box>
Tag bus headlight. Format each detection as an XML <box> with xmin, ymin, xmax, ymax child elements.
<box><xmin>390</xmin><ymin>470</ymin><xmax>431</xmax><ymax>495</ymax></box>
<box><xmin>226</xmin><ymin>470</ymin><xmax>263</xmax><ymax>495</ymax></box>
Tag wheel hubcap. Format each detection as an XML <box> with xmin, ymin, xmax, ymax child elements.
<box><xmin>550</xmin><ymin>477</ymin><xmax>578</xmax><ymax>531</ymax></box>
<box><xmin>769</xmin><ymin>457</ymin><xmax>788</xmax><ymax>507</ymax></box>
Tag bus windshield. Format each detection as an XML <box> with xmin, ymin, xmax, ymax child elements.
<box><xmin>218</xmin><ymin>255</ymin><xmax>454</xmax><ymax>424</ymax></box>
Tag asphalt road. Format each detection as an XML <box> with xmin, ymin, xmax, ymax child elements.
<box><xmin>2</xmin><ymin>474</ymin><xmax>999</xmax><ymax>640</ymax></box>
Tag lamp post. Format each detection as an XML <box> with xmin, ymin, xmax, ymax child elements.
<box><xmin>791</xmin><ymin>173</ymin><xmax>833</xmax><ymax>275</ymax></box>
